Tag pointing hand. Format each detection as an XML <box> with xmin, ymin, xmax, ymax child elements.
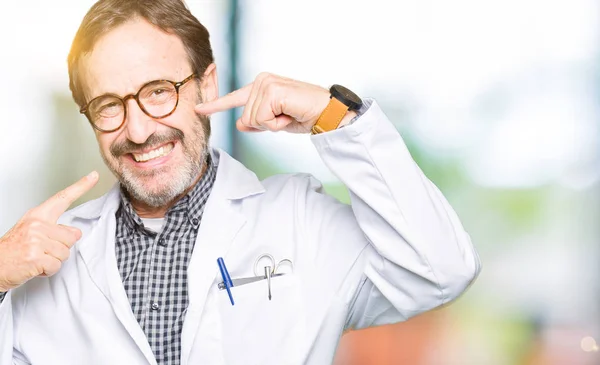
<box><xmin>0</xmin><ymin>172</ymin><xmax>99</xmax><ymax>292</ymax></box>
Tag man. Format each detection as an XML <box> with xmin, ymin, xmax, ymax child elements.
<box><xmin>0</xmin><ymin>0</ymin><xmax>481</xmax><ymax>364</ymax></box>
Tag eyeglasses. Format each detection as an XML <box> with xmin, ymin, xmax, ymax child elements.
<box><xmin>80</xmin><ymin>73</ymin><xmax>198</xmax><ymax>133</ymax></box>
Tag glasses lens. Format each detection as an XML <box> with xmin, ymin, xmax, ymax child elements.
<box><xmin>139</xmin><ymin>81</ymin><xmax>178</xmax><ymax>118</ymax></box>
<box><xmin>88</xmin><ymin>96</ymin><xmax>124</xmax><ymax>131</ymax></box>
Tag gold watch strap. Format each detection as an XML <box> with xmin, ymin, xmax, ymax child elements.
<box><xmin>311</xmin><ymin>97</ymin><xmax>350</xmax><ymax>135</ymax></box>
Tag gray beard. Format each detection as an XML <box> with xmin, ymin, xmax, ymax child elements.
<box><xmin>118</xmin><ymin>146</ymin><xmax>208</xmax><ymax>207</ymax></box>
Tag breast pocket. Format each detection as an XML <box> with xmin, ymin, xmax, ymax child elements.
<box><xmin>218</xmin><ymin>274</ymin><xmax>307</xmax><ymax>365</ymax></box>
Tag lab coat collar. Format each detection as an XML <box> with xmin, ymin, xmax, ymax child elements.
<box><xmin>208</xmin><ymin>147</ymin><xmax>266</xmax><ymax>200</ymax></box>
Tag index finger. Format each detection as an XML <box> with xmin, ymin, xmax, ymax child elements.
<box><xmin>36</xmin><ymin>171</ymin><xmax>99</xmax><ymax>222</ymax></box>
<box><xmin>195</xmin><ymin>83</ymin><xmax>252</xmax><ymax>115</ymax></box>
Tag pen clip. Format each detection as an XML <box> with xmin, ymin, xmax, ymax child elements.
<box><xmin>217</xmin><ymin>257</ymin><xmax>235</xmax><ymax>306</ymax></box>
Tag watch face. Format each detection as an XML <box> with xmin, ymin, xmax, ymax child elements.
<box><xmin>330</xmin><ymin>84</ymin><xmax>363</xmax><ymax>110</ymax></box>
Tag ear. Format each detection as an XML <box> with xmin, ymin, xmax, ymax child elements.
<box><xmin>200</xmin><ymin>63</ymin><xmax>218</xmax><ymax>103</ymax></box>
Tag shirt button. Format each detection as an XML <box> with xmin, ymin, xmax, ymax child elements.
<box><xmin>192</xmin><ymin>218</ymin><xmax>199</xmax><ymax>226</ymax></box>
<box><xmin>151</xmin><ymin>302</ymin><xmax>160</xmax><ymax>311</ymax></box>
<box><xmin>158</xmin><ymin>238</ymin><xmax>166</xmax><ymax>247</ymax></box>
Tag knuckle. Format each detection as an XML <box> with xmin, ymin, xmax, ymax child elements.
<box><xmin>239</xmin><ymin>114</ymin><xmax>250</xmax><ymax>126</ymax></box>
<box><xmin>24</xmin><ymin>208</ymin><xmax>36</xmax><ymax>219</ymax></box>
<box><xmin>257</xmin><ymin>71</ymin><xmax>272</xmax><ymax>80</ymax></box>
<box><xmin>24</xmin><ymin>220</ymin><xmax>44</xmax><ymax>239</ymax></box>
<box><xmin>23</xmin><ymin>246</ymin><xmax>41</xmax><ymax>264</ymax></box>
<box><xmin>28</xmin><ymin>218</ymin><xmax>43</xmax><ymax>230</ymax></box>
<box><xmin>264</xmin><ymin>81</ymin><xmax>282</xmax><ymax>96</ymax></box>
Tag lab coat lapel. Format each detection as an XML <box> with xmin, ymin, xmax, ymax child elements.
<box><xmin>76</xmin><ymin>186</ymin><xmax>158</xmax><ymax>365</ymax></box>
<box><xmin>181</xmin><ymin>149</ymin><xmax>265</xmax><ymax>365</ymax></box>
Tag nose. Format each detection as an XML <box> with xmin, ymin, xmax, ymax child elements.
<box><xmin>123</xmin><ymin>98</ymin><xmax>157</xmax><ymax>144</ymax></box>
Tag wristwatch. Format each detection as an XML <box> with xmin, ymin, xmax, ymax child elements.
<box><xmin>311</xmin><ymin>84</ymin><xmax>363</xmax><ymax>135</ymax></box>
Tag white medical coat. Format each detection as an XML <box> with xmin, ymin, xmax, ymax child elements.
<box><xmin>0</xmin><ymin>101</ymin><xmax>481</xmax><ymax>365</ymax></box>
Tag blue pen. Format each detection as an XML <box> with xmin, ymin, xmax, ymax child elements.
<box><xmin>217</xmin><ymin>257</ymin><xmax>235</xmax><ymax>305</ymax></box>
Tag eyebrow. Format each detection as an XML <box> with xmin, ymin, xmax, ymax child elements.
<box><xmin>88</xmin><ymin>75</ymin><xmax>179</xmax><ymax>100</ymax></box>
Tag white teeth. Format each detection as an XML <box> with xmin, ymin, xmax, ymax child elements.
<box><xmin>133</xmin><ymin>143</ymin><xmax>174</xmax><ymax>162</ymax></box>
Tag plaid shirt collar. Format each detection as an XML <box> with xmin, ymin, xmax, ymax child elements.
<box><xmin>118</xmin><ymin>155</ymin><xmax>217</xmax><ymax>232</ymax></box>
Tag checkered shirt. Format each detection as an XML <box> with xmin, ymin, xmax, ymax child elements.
<box><xmin>114</xmin><ymin>156</ymin><xmax>217</xmax><ymax>365</ymax></box>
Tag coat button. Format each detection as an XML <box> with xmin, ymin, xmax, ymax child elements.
<box><xmin>151</xmin><ymin>302</ymin><xmax>159</xmax><ymax>311</ymax></box>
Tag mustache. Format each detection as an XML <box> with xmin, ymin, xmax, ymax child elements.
<box><xmin>110</xmin><ymin>129</ymin><xmax>185</xmax><ymax>157</ymax></box>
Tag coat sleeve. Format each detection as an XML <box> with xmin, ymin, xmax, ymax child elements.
<box><xmin>309</xmin><ymin>99</ymin><xmax>482</xmax><ymax>330</ymax></box>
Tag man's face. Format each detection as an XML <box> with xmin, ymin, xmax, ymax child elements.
<box><xmin>79</xmin><ymin>19</ymin><xmax>218</xmax><ymax>207</ymax></box>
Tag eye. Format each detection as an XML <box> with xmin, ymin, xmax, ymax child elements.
<box><xmin>99</xmin><ymin>101</ymin><xmax>120</xmax><ymax>112</ymax></box>
<box><xmin>140</xmin><ymin>82</ymin><xmax>174</xmax><ymax>101</ymax></box>
<box><xmin>101</xmin><ymin>101</ymin><xmax>119</xmax><ymax>109</ymax></box>
<box><xmin>94</xmin><ymin>100</ymin><xmax>122</xmax><ymax>117</ymax></box>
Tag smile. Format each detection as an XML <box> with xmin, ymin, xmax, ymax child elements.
<box><xmin>132</xmin><ymin>142</ymin><xmax>174</xmax><ymax>162</ymax></box>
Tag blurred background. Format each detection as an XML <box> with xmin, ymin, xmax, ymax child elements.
<box><xmin>1</xmin><ymin>0</ymin><xmax>599</xmax><ymax>364</ymax></box>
